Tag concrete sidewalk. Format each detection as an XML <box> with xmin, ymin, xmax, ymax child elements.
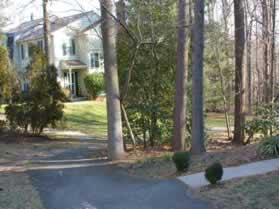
<box><xmin>178</xmin><ymin>158</ymin><xmax>279</xmax><ymax>188</ymax></box>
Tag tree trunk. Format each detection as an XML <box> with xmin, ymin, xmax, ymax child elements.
<box><xmin>246</xmin><ymin>22</ymin><xmax>252</xmax><ymax>114</ymax></box>
<box><xmin>262</xmin><ymin>0</ymin><xmax>270</xmax><ymax>103</ymax></box>
<box><xmin>100</xmin><ymin>0</ymin><xmax>125</xmax><ymax>160</ymax></box>
<box><xmin>233</xmin><ymin>0</ymin><xmax>246</xmax><ymax>144</ymax></box>
<box><xmin>191</xmin><ymin>0</ymin><xmax>206</xmax><ymax>154</ymax></box>
<box><xmin>173</xmin><ymin>0</ymin><xmax>189</xmax><ymax>151</ymax></box>
<box><xmin>271</xmin><ymin>0</ymin><xmax>276</xmax><ymax>101</ymax></box>
<box><xmin>121</xmin><ymin>103</ymin><xmax>136</xmax><ymax>150</ymax></box>
<box><xmin>43</xmin><ymin>0</ymin><xmax>51</xmax><ymax>66</ymax></box>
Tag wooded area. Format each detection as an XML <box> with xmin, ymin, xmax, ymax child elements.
<box><xmin>0</xmin><ymin>0</ymin><xmax>278</xmax><ymax>161</ymax></box>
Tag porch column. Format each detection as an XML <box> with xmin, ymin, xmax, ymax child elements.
<box><xmin>69</xmin><ymin>67</ymin><xmax>73</xmax><ymax>99</ymax></box>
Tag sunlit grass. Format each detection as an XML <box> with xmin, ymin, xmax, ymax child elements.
<box><xmin>60</xmin><ymin>101</ymin><xmax>107</xmax><ymax>137</ymax></box>
<box><xmin>206</xmin><ymin>113</ymin><xmax>234</xmax><ymax>128</ymax></box>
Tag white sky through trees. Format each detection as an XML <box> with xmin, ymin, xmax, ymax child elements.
<box><xmin>3</xmin><ymin>0</ymin><xmax>100</xmax><ymax>29</ymax></box>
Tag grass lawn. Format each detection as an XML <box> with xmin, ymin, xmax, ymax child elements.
<box><xmin>60</xmin><ymin>101</ymin><xmax>107</xmax><ymax>137</ymax></box>
<box><xmin>196</xmin><ymin>171</ymin><xmax>279</xmax><ymax>209</ymax></box>
<box><xmin>1</xmin><ymin>100</ymin><xmax>245</xmax><ymax>136</ymax></box>
<box><xmin>0</xmin><ymin>105</ymin><xmax>5</xmax><ymax>114</ymax></box>
<box><xmin>206</xmin><ymin>113</ymin><xmax>234</xmax><ymax>129</ymax></box>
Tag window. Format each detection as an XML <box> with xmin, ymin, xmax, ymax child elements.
<box><xmin>23</xmin><ymin>83</ymin><xmax>29</xmax><ymax>92</ymax></box>
<box><xmin>70</xmin><ymin>39</ymin><xmax>76</xmax><ymax>55</ymax></box>
<box><xmin>28</xmin><ymin>44</ymin><xmax>34</xmax><ymax>57</ymax></box>
<box><xmin>90</xmin><ymin>52</ymin><xmax>100</xmax><ymax>68</ymax></box>
<box><xmin>62</xmin><ymin>39</ymin><xmax>76</xmax><ymax>56</ymax></box>
<box><xmin>62</xmin><ymin>43</ymin><xmax>67</xmax><ymax>56</ymax></box>
<box><xmin>37</xmin><ymin>40</ymin><xmax>43</xmax><ymax>49</ymax></box>
<box><xmin>21</xmin><ymin>44</ymin><xmax>25</xmax><ymax>60</ymax></box>
<box><xmin>7</xmin><ymin>36</ymin><xmax>14</xmax><ymax>60</ymax></box>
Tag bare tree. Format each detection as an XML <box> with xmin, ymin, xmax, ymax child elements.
<box><xmin>191</xmin><ymin>0</ymin><xmax>206</xmax><ymax>154</ymax></box>
<box><xmin>173</xmin><ymin>0</ymin><xmax>190</xmax><ymax>151</ymax></box>
<box><xmin>233</xmin><ymin>0</ymin><xmax>246</xmax><ymax>144</ymax></box>
<box><xmin>100</xmin><ymin>0</ymin><xmax>125</xmax><ymax>160</ymax></box>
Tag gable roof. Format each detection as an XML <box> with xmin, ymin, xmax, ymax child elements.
<box><xmin>7</xmin><ymin>11</ymin><xmax>100</xmax><ymax>43</ymax></box>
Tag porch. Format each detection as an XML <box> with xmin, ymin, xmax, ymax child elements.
<box><xmin>60</xmin><ymin>60</ymin><xmax>88</xmax><ymax>99</ymax></box>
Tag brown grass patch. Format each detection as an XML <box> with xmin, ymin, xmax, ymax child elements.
<box><xmin>0</xmin><ymin>172</ymin><xmax>45</xmax><ymax>209</ymax></box>
<box><xmin>195</xmin><ymin>171</ymin><xmax>279</xmax><ymax>209</ymax></box>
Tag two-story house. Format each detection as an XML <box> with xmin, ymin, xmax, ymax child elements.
<box><xmin>6</xmin><ymin>11</ymin><xmax>104</xmax><ymax>98</ymax></box>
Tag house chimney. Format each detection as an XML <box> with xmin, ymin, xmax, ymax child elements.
<box><xmin>30</xmin><ymin>13</ymin><xmax>34</xmax><ymax>21</ymax></box>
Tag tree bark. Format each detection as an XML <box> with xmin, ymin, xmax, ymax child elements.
<box><xmin>120</xmin><ymin>103</ymin><xmax>136</xmax><ymax>150</ymax></box>
<box><xmin>191</xmin><ymin>0</ymin><xmax>206</xmax><ymax>154</ymax></box>
<box><xmin>43</xmin><ymin>0</ymin><xmax>51</xmax><ymax>66</ymax></box>
<box><xmin>173</xmin><ymin>0</ymin><xmax>189</xmax><ymax>151</ymax></box>
<box><xmin>271</xmin><ymin>0</ymin><xmax>276</xmax><ymax>101</ymax></box>
<box><xmin>100</xmin><ymin>0</ymin><xmax>125</xmax><ymax>160</ymax></box>
<box><xmin>262</xmin><ymin>0</ymin><xmax>270</xmax><ymax>103</ymax></box>
<box><xmin>233</xmin><ymin>0</ymin><xmax>246</xmax><ymax>144</ymax></box>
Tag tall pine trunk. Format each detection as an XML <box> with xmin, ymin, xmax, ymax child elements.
<box><xmin>271</xmin><ymin>0</ymin><xmax>276</xmax><ymax>100</ymax></box>
<box><xmin>100</xmin><ymin>0</ymin><xmax>125</xmax><ymax>160</ymax></box>
<box><xmin>43</xmin><ymin>0</ymin><xmax>51</xmax><ymax>66</ymax></box>
<box><xmin>173</xmin><ymin>0</ymin><xmax>189</xmax><ymax>151</ymax></box>
<box><xmin>191</xmin><ymin>0</ymin><xmax>206</xmax><ymax>154</ymax></box>
<box><xmin>233</xmin><ymin>0</ymin><xmax>246</xmax><ymax>144</ymax></box>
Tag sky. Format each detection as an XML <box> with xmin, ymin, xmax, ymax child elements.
<box><xmin>3</xmin><ymin>0</ymin><xmax>100</xmax><ymax>29</ymax></box>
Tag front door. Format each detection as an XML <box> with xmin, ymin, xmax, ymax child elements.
<box><xmin>64</xmin><ymin>71</ymin><xmax>78</xmax><ymax>97</ymax></box>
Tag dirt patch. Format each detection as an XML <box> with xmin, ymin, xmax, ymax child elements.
<box><xmin>0</xmin><ymin>172</ymin><xmax>45</xmax><ymax>209</ymax></box>
<box><xmin>195</xmin><ymin>171</ymin><xmax>279</xmax><ymax>209</ymax></box>
<box><xmin>122</xmin><ymin>132</ymin><xmax>268</xmax><ymax>178</ymax></box>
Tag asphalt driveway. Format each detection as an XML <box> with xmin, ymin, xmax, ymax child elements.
<box><xmin>28</xmin><ymin>148</ymin><xmax>211</xmax><ymax>209</ymax></box>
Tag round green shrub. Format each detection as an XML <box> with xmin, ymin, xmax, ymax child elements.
<box><xmin>258</xmin><ymin>136</ymin><xmax>279</xmax><ymax>157</ymax></box>
<box><xmin>172</xmin><ymin>152</ymin><xmax>190</xmax><ymax>172</ymax></box>
<box><xmin>84</xmin><ymin>73</ymin><xmax>105</xmax><ymax>100</ymax></box>
<box><xmin>205</xmin><ymin>162</ymin><xmax>223</xmax><ymax>185</ymax></box>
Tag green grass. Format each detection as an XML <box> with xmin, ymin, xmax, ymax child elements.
<box><xmin>60</xmin><ymin>101</ymin><xmax>107</xmax><ymax>137</ymax></box>
<box><xmin>0</xmin><ymin>100</ymin><xmax>248</xmax><ymax>136</ymax></box>
<box><xmin>206</xmin><ymin>113</ymin><xmax>234</xmax><ymax>129</ymax></box>
<box><xmin>0</xmin><ymin>105</ymin><xmax>5</xmax><ymax>114</ymax></box>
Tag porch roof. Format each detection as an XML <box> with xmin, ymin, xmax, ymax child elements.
<box><xmin>61</xmin><ymin>60</ymin><xmax>88</xmax><ymax>70</ymax></box>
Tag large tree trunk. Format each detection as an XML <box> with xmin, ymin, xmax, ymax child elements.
<box><xmin>271</xmin><ymin>0</ymin><xmax>276</xmax><ymax>101</ymax></box>
<box><xmin>262</xmin><ymin>0</ymin><xmax>270</xmax><ymax>103</ymax></box>
<box><xmin>100</xmin><ymin>0</ymin><xmax>125</xmax><ymax>160</ymax></box>
<box><xmin>191</xmin><ymin>0</ymin><xmax>206</xmax><ymax>154</ymax></box>
<box><xmin>233</xmin><ymin>0</ymin><xmax>246</xmax><ymax>144</ymax></box>
<box><xmin>173</xmin><ymin>0</ymin><xmax>189</xmax><ymax>151</ymax></box>
<box><xmin>43</xmin><ymin>0</ymin><xmax>51</xmax><ymax>66</ymax></box>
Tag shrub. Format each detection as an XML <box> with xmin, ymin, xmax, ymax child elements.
<box><xmin>84</xmin><ymin>73</ymin><xmax>105</xmax><ymax>100</ymax></box>
<box><xmin>205</xmin><ymin>162</ymin><xmax>223</xmax><ymax>185</ymax></box>
<box><xmin>62</xmin><ymin>87</ymin><xmax>71</xmax><ymax>99</ymax></box>
<box><xmin>258</xmin><ymin>136</ymin><xmax>279</xmax><ymax>157</ymax></box>
<box><xmin>245</xmin><ymin>104</ymin><xmax>279</xmax><ymax>140</ymax></box>
<box><xmin>0</xmin><ymin>120</ymin><xmax>6</xmax><ymax>132</ymax></box>
<box><xmin>172</xmin><ymin>152</ymin><xmax>190</xmax><ymax>172</ymax></box>
<box><xmin>5</xmin><ymin>103</ymin><xmax>30</xmax><ymax>133</ymax></box>
<box><xmin>5</xmin><ymin>65</ymin><xmax>65</xmax><ymax>136</ymax></box>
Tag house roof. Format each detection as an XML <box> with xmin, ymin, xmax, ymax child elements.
<box><xmin>61</xmin><ymin>60</ymin><xmax>88</xmax><ymax>69</ymax></box>
<box><xmin>7</xmin><ymin>11</ymin><xmax>100</xmax><ymax>43</ymax></box>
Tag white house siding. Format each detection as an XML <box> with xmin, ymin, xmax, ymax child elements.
<box><xmin>7</xmin><ymin>12</ymin><xmax>104</xmax><ymax>98</ymax></box>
